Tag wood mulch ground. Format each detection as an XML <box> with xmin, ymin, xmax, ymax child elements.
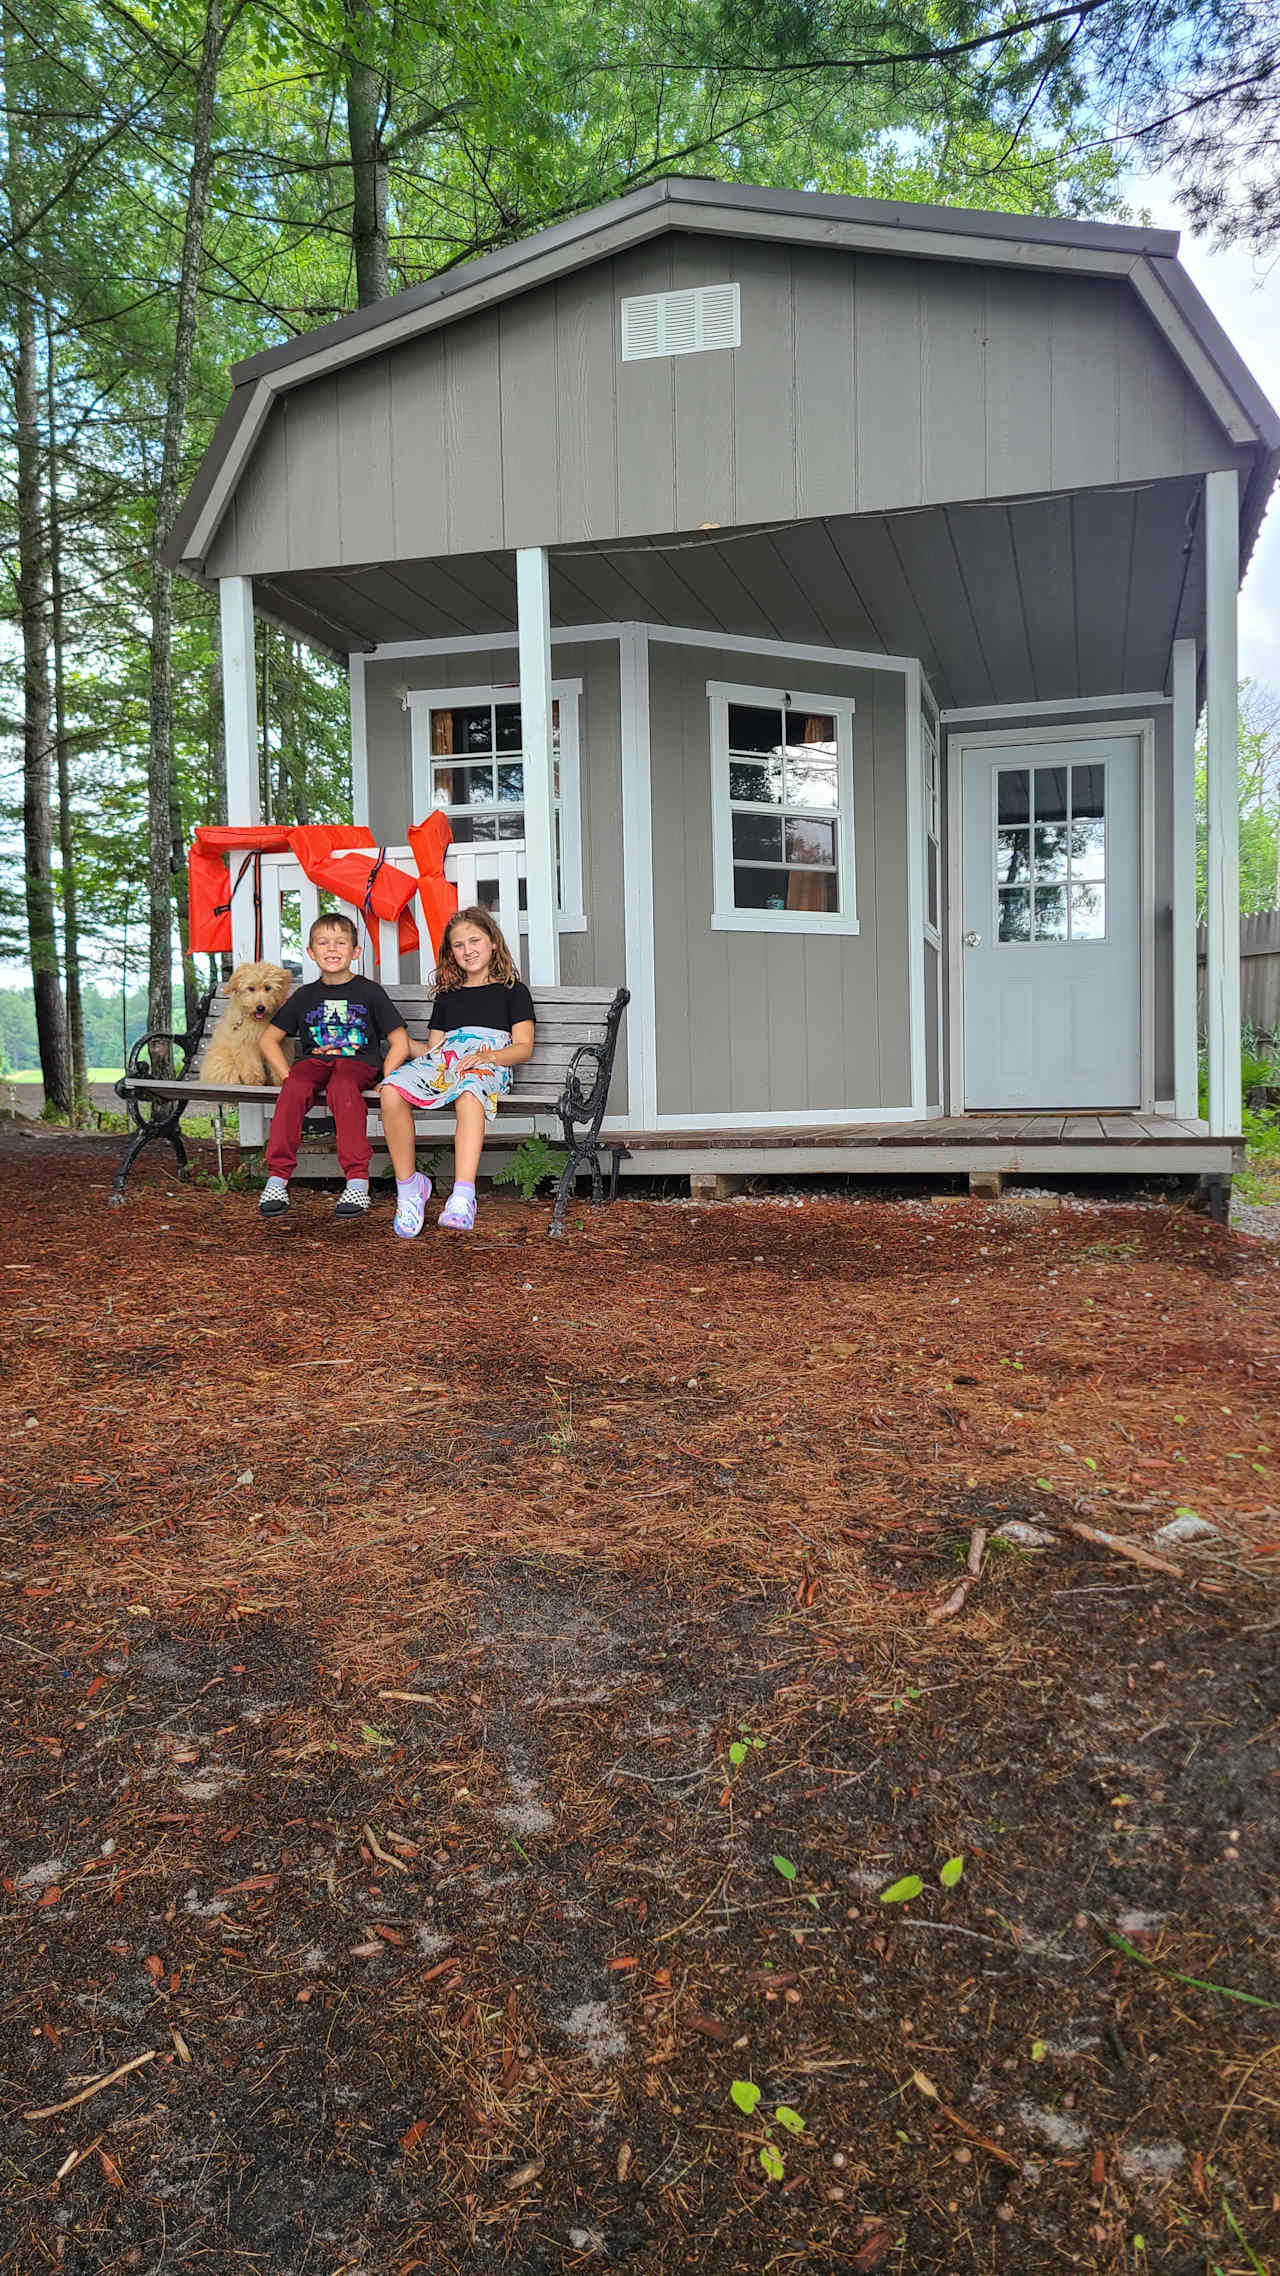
<box><xmin>2</xmin><ymin>1133</ymin><xmax>1278</xmax><ymax>2276</ymax></box>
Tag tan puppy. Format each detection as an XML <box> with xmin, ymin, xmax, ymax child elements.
<box><xmin>202</xmin><ymin>962</ymin><xmax>293</xmax><ymax>1085</ymax></box>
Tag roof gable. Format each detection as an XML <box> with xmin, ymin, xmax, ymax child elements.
<box><xmin>169</xmin><ymin>176</ymin><xmax>1280</xmax><ymax>580</ymax></box>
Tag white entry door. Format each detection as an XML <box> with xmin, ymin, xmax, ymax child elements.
<box><xmin>961</xmin><ymin>735</ymin><xmax>1142</xmax><ymax>1109</ymax></box>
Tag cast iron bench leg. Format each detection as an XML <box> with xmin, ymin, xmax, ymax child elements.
<box><xmin>108</xmin><ymin>1107</ymin><xmax>190</xmax><ymax>1207</ymax></box>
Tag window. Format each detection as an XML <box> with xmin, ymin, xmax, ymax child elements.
<box><xmin>709</xmin><ymin>682</ymin><xmax>857</xmax><ymax>934</ymax></box>
<box><xmin>408</xmin><ymin>680</ymin><xmax>585</xmax><ymax>930</ymax></box>
<box><xmin>995</xmin><ymin>760</ymin><xmax>1106</xmax><ymax>944</ymax></box>
<box><xmin>922</xmin><ymin>715</ymin><xmax>941</xmax><ymax>939</ymax></box>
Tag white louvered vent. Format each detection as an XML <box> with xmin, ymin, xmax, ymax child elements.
<box><xmin>620</xmin><ymin>281</ymin><xmax>741</xmax><ymax>362</ymax></box>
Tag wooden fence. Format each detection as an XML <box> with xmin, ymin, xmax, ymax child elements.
<box><xmin>1197</xmin><ymin>910</ymin><xmax>1280</xmax><ymax>1039</ymax></box>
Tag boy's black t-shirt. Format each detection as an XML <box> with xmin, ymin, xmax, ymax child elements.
<box><xmin>273</xmin><ymin>976</ymin><xmax>404</xmax><ymax>1065</ymax></box>
<box><xmin>428</xmin><ymin>980</ymin><xmax>536</xmax><ymax>1038</ymax></box>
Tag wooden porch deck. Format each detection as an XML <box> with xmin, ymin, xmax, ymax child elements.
<box><xmin>598</xmin><ymin>1112</ymin><xmax>1239</xmax><ymax>1183</ymax></box>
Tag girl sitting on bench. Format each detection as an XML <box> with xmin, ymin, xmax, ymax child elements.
<box><xmin>379</xmin><ymin>905</ymin><xmax>535</xmax><ymax>1236</ymax></box>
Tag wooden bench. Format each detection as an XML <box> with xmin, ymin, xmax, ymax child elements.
<box><xmin>112</xmin><ymin>982</ymin><xmax>630</xmax><ymax>1235</ymax></box>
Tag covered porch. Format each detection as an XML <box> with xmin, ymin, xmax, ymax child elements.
<box><xmin>212</xmin><ymin>465</ymin><xmax>1250</xmax><ymax>1161</ymax></box>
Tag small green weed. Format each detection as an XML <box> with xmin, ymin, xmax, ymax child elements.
<box><xmin>729</xmin><ymin>2081</ymin><xmax>807</xmax><ymax>2181</ymax></box>
<box><xmin>495</xmin><ymin>1132</ymin><xmax>570</xmax><ymax>1201</ymax></box>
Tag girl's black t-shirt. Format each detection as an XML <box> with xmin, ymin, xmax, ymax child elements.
<box><xmin>428</xmin><ymin>979</ymin><xmax>535</xmax><ymax>1037</ymax></box>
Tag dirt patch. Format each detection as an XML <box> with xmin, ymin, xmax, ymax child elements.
<box><xmin>0</xmin><ymin>1138</ymin><xmax>1277</xmax><ymax>2275</ymax></box>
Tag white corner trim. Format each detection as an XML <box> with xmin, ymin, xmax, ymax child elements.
<box><xmin>220</xmin><ymin>575</ymin><xmax>260</xmax><ymax>827</ymax></box>
<box><xmin>1203</xmin><ymin>469</ymin><xmax>1242</xmax><ymax>1138</ymax></box>
<box><xmin>905</xmin><ymin>661</ymin><xmax>928</xmax><ymax>1113</ymax></box>
<box><xmin>940</xmin><ymin>691</ymin><xmax>1170</xmax><ymax>724</ymax></box>
<box><xmin>619</xmin><ymin>622</ymin><xmax>658</xmax><ymax>1129</ymax></box>
<box><xmin>1171</xmin><ymin>637</ymin><xmax>1199</xmax><ymax>1119</ymax></box>
<box><xmin>1140</xmin><ymin>723</ymin><xmax>1157</xmax><ymax>1113</ymax></box>
<box><xmin>349</xmin><ymin>651</ymin><xmax>369</xmax><ymax>826</ymax></box>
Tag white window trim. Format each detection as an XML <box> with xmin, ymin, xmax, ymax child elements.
<box><xmin>407</xmin><ymin>678</ymin><xmax>586</xmax><ymax>932</ymax></box>
<box><xmin>707</xmin><ymin>679</ymin><xmax>859</xmax><ymax>936</ymax></box>
<box><xmin>922</xmin><ymin>710</ymin><xmax>941</xmax><ymax>949</ymax></box>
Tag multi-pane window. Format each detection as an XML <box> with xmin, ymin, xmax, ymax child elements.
<box><xmin>428</xmin><ymin>698</ymin><xmax>560</xmax><ymax>851</ymax></box>
<box><xmin>996</xmin><ymin>762</ymin><xmax>1106</xmax><ymax>943</ymax></box>
<box><xmin>710</xmin><ymin>684</ymin><xmax>858</xmax><ymax>933</ymax></box>
<box><xmin>408</xmin><ymin>682</ymin><xmax>584</xmax><ymax>929</ymax></box>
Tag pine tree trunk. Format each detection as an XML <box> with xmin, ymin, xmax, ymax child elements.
<box><xmin>46</xmin><ymin>314</ymin><xmax>88</xmax><ymax>1113</ymax></box>
<box><xmin>147</xmin><ymin>0</ymin><xmax>223</xmax><ymax>1057</ymax></box>
<box><xmin>2</xmin><ymin>13</ymin><xmax>71</xmax><ymax>1112</ymax></box>
<box><xmin>346</xmin><ymin>0</ymin><xmax>389</xmax><ymax>306</ymax></box>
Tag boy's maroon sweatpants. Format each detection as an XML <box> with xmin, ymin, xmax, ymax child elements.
<box><xmin>264</xmin><ymin>1057</ymin><xmax>378</xmax><ymax>1180</ymax></box>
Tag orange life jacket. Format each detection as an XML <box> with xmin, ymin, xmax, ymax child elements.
<box><xmin>188</xmin><ymin>821</ymin><xmax>458</xmax><ymax>965</ymax></box>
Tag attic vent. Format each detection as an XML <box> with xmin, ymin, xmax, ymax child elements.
<box><xmin>620</xmin><ymin>281</ymin><xmax>741</xmax><ymax>362</ymax></box>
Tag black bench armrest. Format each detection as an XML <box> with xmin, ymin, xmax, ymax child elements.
<box><xmin>553</xmin><ymin>988</ymin><xmax>630</xmax><ymax>1143</ymax></box>
<box><xmin>119</xmin><ymin>989</ymin><xmax>216</xmax><ymax>1090</ymax></box>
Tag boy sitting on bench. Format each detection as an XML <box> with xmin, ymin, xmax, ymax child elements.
<box><xmin>257</xmin><ymin>912</ymin><xmax>412</xmax><ymax>1221</ymax></box>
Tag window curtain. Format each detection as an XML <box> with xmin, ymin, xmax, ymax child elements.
<box><xmin>786</xmin><ymin>714</ymin><xmax>832</xmax><ymax>911</ymax></box>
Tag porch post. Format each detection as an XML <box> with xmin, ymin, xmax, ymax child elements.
<box><xmin>349</xmin><ymin>651</ymin><xmax>370</xmax><ymax>827</ymax></box>
<box><xmin>1171</xmin><ymin>637</ymin><xmax>1199</xmax><ymax>1119</ymax></box>
<box><xmin>516</xmin><ymin>546</ymin><xmax>559</xmax><ymax>984</ymax></box>
<box><xmin>219</xmin><ymin>575</ymin><xmax>260</xmax><ymax>827</ymax></box>
<box><xmin>1203</xmin><ymin>471</ymin><xmax>1241</xmax><ymax>1138</ymax></box>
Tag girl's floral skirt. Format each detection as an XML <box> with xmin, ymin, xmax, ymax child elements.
<box><xmin>380</xmin><ymin>1027</ymin><xmax>513</xmax><ymax>1122</ymax></box>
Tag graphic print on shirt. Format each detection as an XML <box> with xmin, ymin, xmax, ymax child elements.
<box><xmin>304</xmin><ymin>997</ymin><xmax>375</xmax><ymax>1059</ymax></box>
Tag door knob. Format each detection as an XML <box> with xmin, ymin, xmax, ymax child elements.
<box><xmin>963</xmin><ymin>929</ymin><xmax>982</xmax><ymax>947</ymax></box>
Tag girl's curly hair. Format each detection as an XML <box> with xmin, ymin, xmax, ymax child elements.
<box><xmin>433</xmin><ymin>904</ymin><xmax>520</xmax><ymax>992</ymax></box>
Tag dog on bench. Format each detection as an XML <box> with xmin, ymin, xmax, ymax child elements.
<box><xmin>201</xmin><ymin>962</ymin><xmax>293</xmax><ymax>1085</ymax></box>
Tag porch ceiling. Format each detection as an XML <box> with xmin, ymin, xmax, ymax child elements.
<box><xmin>256</xmin><ymin>474</ymin><xmax>1206</xmax><ymax>708</ymax></box>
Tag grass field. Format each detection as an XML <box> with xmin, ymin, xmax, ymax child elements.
<box><xmin>3</xmin><ymin>1066</ymin><xmax>124</xmax><ymax>1083</ymax></box>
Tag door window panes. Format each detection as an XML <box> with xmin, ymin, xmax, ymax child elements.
<box><xmin>995</xmin><ymin>761</ymin><xmax>1108</xmax><ymax>942</ymax></box>
<box><xmin>728</xmin><ymin>704</ymin><xmax>842</xmax><ymax>911</ymax></box>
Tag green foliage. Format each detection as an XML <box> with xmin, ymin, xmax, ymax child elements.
<box><xmin>494</xmin><ymin>1132</ymin><xmax>570</xmax><ymax>1200</ymax></box>
<box><xmin>1195</xmin><ymin>685</ymin><xmax>1280</xmax><ymax>922</ymax></box>
<box><xmin>939</xmin><ymin>1855</ymin><xmax>964</xmax><ymax>1889</ymax></box>
<box><xmin>728</xmin><ymin>2081</ymin><xmax>809</xmax><ymax>2182</ymax></box>
<box><xmin>879</xmin><ymin>1873</ymin><xmax>924</xmax><ymax>1904</ymax></box>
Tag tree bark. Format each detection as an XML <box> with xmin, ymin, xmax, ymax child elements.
<box><xmin>147</xmin><ymin>0</ymin><xmax>223</xmax><ymax>1056</ymax></box>
<box><xmin>345</xmin><ymin>0</ymin><xmax>389</xmax><ymax>306</ymax></box>
<box><xmin>46</xmin><ymin>310</ymin><xmax>88</xmax><ymax>1113</ymax></box>
<box><xmin>3</xmin><ymin>11</ymin><xmax>71</xmax><ymax>1113</ymax></box>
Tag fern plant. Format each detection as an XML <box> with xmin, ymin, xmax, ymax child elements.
<box><xmin>494</xmin><ymin>1132</ymin><xmax>570</xmax><ymax>1201</ymax></box>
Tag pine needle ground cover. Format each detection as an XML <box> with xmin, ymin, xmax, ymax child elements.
<box><xmin>1</xmin><ymin>1135</ymin><xmax>1277</xmax><ymax>2276</ymax></box>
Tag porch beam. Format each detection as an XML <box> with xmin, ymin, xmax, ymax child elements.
<box><xmin>349</xmin><ymin>651</ymin><xmax>370</xmax><ymax>827</ymax></box>
<box><xmin>516</xmin><ymin>546</ymin><xmax>559</xmax><ymax>984</ymax></box>
<box><xmin>1203</xmin><ymin>472</ymin><xmax>1241</xmax><ymax>1138</ymax></box>
<box><xmin>219</xmin><ymin>575</ymin><xmax>260</xmax><ymax>826</ymax></box>
<box><xmin>1171</xmin><ymin>637</ymin><xmax>1199</xmax><ymax>1119</ymax></box>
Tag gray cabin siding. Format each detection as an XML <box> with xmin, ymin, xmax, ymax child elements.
<box><xmin>362</xmin><ymin>641</ymin><xmax>629</xmax><ymax>1112</ymax></box>
<box><xmin>647</xmin><ymin>642</ymin><xmax>910</xmax><ymax>1116</ymax></box>
<box><xmin>205</xmin><ymin>240</ymin><xmax>1240</xmax><ymax>581</ymax></box>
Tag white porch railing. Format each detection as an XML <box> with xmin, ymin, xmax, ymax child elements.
<box><xmin>234</xmin><ymin>841</ymin><xmax>528</xmax><ymax>985</ymax></box>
